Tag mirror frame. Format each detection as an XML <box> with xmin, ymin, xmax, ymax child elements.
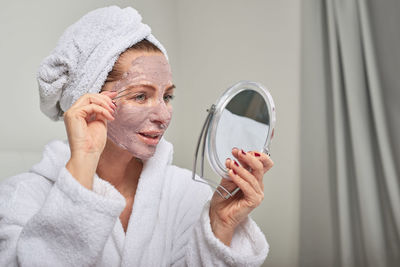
<box><xmin>206</xmin><ymin>81</ymin><xmax>276</xmax><ymax>179</ymax></box>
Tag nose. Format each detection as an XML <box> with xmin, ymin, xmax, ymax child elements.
<box><xmin>150</xmin><ymin>101</ymin><xmax>172</xmax><ymax>127</ymax></box>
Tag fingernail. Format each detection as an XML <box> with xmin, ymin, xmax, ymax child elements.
<box><xmin>233</xmin><ymin>169</ymin><xmax>237</xmax><ymax>175</ymax></box>
<box><xmin>241</xmin><ymin>149</ymin><xmax>246</xmax><ymax>155</ymax></box>
<box><xmin>255</xmin><ymin>152</ymin><xmax>261</xmax><ymax>157</ymax></box>
<box><xmin>234</xmin><ymin>160</ymin><xmax>239</xmax><ymax>167</ymax></box>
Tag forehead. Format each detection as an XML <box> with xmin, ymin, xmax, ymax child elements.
<box><xmin>118</xmin><ymin>51</ymin><xmax>170</xmax><ymax>74</ymax></box>
<box><xmin>111</xmin><ymin>51</ymin><xmax>173</xmax><ymax>94</ymax></box>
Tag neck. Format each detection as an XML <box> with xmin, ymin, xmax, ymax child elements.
<box><xmin>96</xmin><ymin>138</ymin><xmax>143</xmax><ymax>198</ymax></box>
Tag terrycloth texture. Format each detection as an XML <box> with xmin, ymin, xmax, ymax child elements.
<box><xmin>0</xmin><ymin>139</ymin><xmax>269</xmax><ymax>266</ymax></box>
<box><xmin>37</xmin><ymin>6</ymin><xmax>168</xmax><ymax>121</ymax></box>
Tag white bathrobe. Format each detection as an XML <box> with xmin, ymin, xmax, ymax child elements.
<box><xmin>0</xmin><ymin>139</ymin><xmax>268</xmax><ymax>266</ymax></box>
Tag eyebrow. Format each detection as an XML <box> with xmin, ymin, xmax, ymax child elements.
<box><xmin>113</xmin><ymin>84</ymin><xmax>176</xmax><ymax>100</ymax></box>
<box><xmin>124</xmin><ymin>84</ymin><xmax>175</xmax><ymax>92</ymax></box>
<box><xmin>166</xmin><ymin>84</ymin><xmax>176</xmax><ymax>92</ymax></box>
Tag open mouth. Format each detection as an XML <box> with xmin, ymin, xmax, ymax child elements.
<box><xmin>138</xmin><ymin>132</ymin><xmax>162</xmax><ymax>145</ymax></box>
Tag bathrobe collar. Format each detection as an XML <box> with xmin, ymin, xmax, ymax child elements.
<box><xmin>30</xmin><ymin>138</ymin><xmax>174</xmax><ymax>265</ymax></box>
<box><xmin>30</xmin><ymin>138</ymin><xmax>173</xmax><ymax>184</ymax></box>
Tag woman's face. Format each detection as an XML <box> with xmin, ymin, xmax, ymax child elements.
<box><xmin>103</xmin><ymin>51</ymin><xmax>174</xmax><ymax>160</ymax></box>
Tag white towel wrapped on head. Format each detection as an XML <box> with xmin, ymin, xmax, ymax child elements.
<box><xmin>37</xmin><ymin>6</ymin><xmax>167</xmax><ymax>121</ymax></box>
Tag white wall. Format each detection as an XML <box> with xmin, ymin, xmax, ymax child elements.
<box><xmin>174</xmin><ymin>1</ymin><xmax>301</xmax><ymax>266</ymax></box>
<box><xmin>0</xmin><ymin>1</ymin><xmax>301</xmax><ymax>266</ymax></box>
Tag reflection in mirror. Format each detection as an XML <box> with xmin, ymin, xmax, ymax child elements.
<box><xmin>215</xmin><ymin>90</ymin><xmax>269</xmax><ymax>171</ymax></box>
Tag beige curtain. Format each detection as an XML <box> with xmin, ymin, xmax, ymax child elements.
<box><xmin>300</xmin><ymin>1</ymin><xmax>400</xmax><ymax>266</ymax></box>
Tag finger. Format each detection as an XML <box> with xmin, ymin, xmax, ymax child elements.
<box><xmin>229</xmin><ymin>170</ymin><xmax>264</xmax><ymax>208</ymax></box>
<box><xmin>219</xmin><ymin>172</ymin><xmax>240</xmax><ymax>195</ymax></box>
<box><xmin>231</xmin><ymin>148</ymin><xmax>251</xmax><ymax>171</ymax></box>
<box><xmin>232</xmin><ymin>148</ymin><xmax>273</xmax><ymax>179</ymax></box>
<box><xmin>222</xmin><ymin>158</ymin><xmax>242</xmax><ymax>191</ymax></box>
<box><xmin>232</xmin><ymin>148</ymin><xmax>262</xmax><ymax>180</ymax></box>
<box><xmin>228</xmin><ymin>169</ymin><xmax>258</xmax><ymax>198</ymax></box>
<box><xmin>228</xmin><ymin>159</ymin><xmax>263</xmax><ymax>193</ymax></box>
<box><xmin>235</xmin><ymin>149</ymin><xmax>265</xmax><ymax>181</ymax></box>
<box><xmin>85</xmin><ymin>111</ymin><xmax>111</xmax><ymax>124</ymax></box>
<box><xmin>251</xmin><ymin>151</ymin><xmax>274</xmax><ymax>172</ymax></box>
<box><xmin>229</xmin><ymin>169</ymin><xmax>265</xmax><ymax>208</ymax></box>
<box><xmin>225</xmin><ymin>157</ymin><xmax>235</xmax><ymax>169</ymax></box>
<box><xmin>91</xmin><ymin>93</ymin><xmax>116</xmax><ymax>110</ymax></box>
<box><xmin>227</xmin><ymin>157</ymin><xmax>261</xmax><ymax>192</ymax></box>
<box><xmin>230</xmin><ymin>169</ymin><xmax>265</xmax><ymax>209</ymax></box>
<box><xmin>75</xmin><ymin>103</ymin><xmax>115</xmax><ymax>121</ymax></box>
<box><xmin>73</xmin><ymin>93</ymin><xmax>116</xmax><ymax>113</ymax></box>
<box><xmin>101</xmin><ymin>91</ymin><xmax>118</xmax><ymax>104</ymax></box>
<box><xmin>232</xmin><ymin>149</ymin><xmax>263</xmax><ymax>190</ymax></box>
<box><xmin>101</xmin><ymin>90</ymin><xmax>118</xmax><ymax>97</ymax></box>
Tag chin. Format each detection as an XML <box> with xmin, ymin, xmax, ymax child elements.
<box><xmin>128</xmin><ymin>145</ymin><xmax>157</xmax><ymax>161</ymax></box>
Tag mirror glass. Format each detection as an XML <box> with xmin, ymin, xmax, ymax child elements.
<box><xmin>214</xmin><ymin>90</ymin><xmax>270</xmax><ymax>171</ymax></box>
<box><xmin>193</xmin><ymin>81</ymin><xmax>275</xmax><ymax>187</ymax></box>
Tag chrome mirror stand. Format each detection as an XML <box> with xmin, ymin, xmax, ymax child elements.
<box><xmin>191</xmin><ymin>105</ymin><xmax>241</xmax><ymax>199</ymax></box>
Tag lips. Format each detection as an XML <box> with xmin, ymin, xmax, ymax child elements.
<box><xmin>138</xmin><ymin>131</ymin><xmax>163</xmax><ymax>145</ymax></box>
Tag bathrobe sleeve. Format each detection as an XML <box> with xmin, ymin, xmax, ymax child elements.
<box><xmin>0</xmin><ymin>167</ymin><xmax>126</xmax><ymax>267</ymax></box>
<box><xmin>169</xmin><ymin>172</ymin><xmax>269</xmax><ymax>267</ymax></box>
<box><xmin>186</xmin><ymin>201</ymin><xmax>269</xmax><ymax>266</ymax></box>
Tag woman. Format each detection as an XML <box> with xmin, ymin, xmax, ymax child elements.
<box><xmin>0</xmin><ymin>6</ymin><xmax>273</xmax><ymax>266</ymax></box>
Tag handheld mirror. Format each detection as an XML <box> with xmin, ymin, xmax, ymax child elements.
<box><xmin>192</xmin><ymin>81</ymin><xmax>276</xmax><ymax>199</ymax></box>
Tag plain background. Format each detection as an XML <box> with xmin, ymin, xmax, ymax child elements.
<box><xmin>0</xmin><ymin>1</ymin><xmax>300</xmax><ymax>266</ymax></box>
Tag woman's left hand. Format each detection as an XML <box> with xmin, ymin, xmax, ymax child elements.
<box><xmin>209</xmin><ymin>148</ymin><xmax>273</xmax><ymax>246</ymax></box>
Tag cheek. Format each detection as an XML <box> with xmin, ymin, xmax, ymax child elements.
<box><xmin>168</xmin><ymin>105</ymin><xmax>173</xmax><ymax>116</ymax></box>
<box><xmin>115</xmin><ymin>104</ymin><xmax>150</xmax><ymax>126</ymax></box>
<box><xmin>165</xmin><ymin>105</ymin><xmax>173</xmax><ymax>123</ymax></box>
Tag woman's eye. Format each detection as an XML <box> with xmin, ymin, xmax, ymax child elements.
<box><xmin>136</xmin><ymin>94</ymin><xmax>145</xmax><ymax>100</ymax></box>
<box><xmin>163</xmin><ymin>94</ymin><xmax>174</xmax><ymax>103</ymax></box>
<box><xmin>131</xmin><ymin>93</ymin><xmax>146</xmax><ymax>102</ymax></box>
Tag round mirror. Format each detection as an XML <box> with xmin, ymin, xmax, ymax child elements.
<box><xmin>206</xmin><ymin>81</ymin><xmax>276</xmax><ymax>179</ymax></box>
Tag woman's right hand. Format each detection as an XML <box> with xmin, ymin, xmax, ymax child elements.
<box><xmin>64</xmin><ymin>91</ymin><xmax>117</xmax><ymax>189</ymax></box>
